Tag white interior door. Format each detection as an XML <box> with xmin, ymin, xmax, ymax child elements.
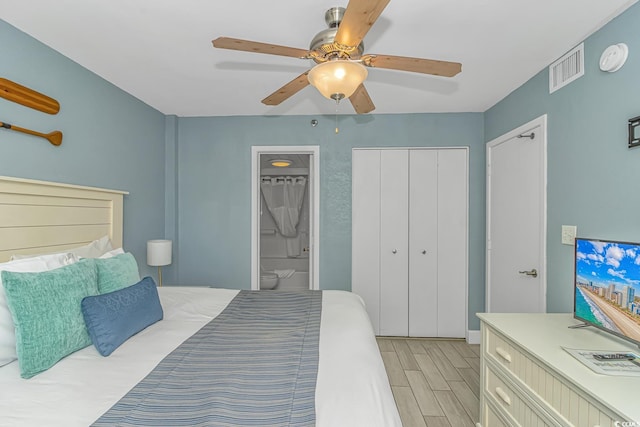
<box><xmin>352</xmin><ymin>150</ymin><xmax>381</xmax><ymax>333</ymax></box>
<box><xmin>436</xmin><ymin>149</ymin><xmax>468</xmax><ymax>337</ymax></box>
<box><xmin>353</xmin><ymin>148</ymin><xmax>468</xmax><ymax>337</ymax></box>
<box><xmin>379</xmin><ymin>150</ymin><xmax>409</xmax><ymax>336</ymax></box>
<box><xmin>409</xmin><ymin>150</ymin><xmax>438</xmax><ymax>337</ymax></box>
<box><xmin>487</xmin><ymin>116</ymin><xmax>547</xmax><ymax>313</ymax></box>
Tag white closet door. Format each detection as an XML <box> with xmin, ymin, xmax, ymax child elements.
<box><xmin>436</xmin><ymin>149</ymin><xmax>467</xmax><ymax>338</ymax></box>
<box><xmin>408</xmin><ymin>150</ymin><xmax>438</xmax><ymax>337</ymax></box>
<box><xmin>351</xmin><ymin>150</ymin><xmax>382</xmax><ymax>333</ymax></box>
<box><xmin>379</xmin><ymin>150</ymin><xmax>409</xmax><ymax>336</ymax></box>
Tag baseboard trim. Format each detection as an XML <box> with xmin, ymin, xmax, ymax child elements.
<box><xmin>466</xmin><ymin>329</ymin><xmax>480</xmax><ymax>345</ymax></box>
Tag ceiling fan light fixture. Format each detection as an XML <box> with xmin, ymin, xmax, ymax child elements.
<box><xmin>271</xmin><ymin>159</ymin><xmax>292</xmax><ymax>167</ymax></box>
<box><xmin>307</xmin><ymin>60</ymin><xmax>368</xmax><ymax>100</ymax></box>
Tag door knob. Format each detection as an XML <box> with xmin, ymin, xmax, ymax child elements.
<box><xmin>392</xmin><ymin>249</ymin><xmax>397</xmax><ymax>254</ymax></box>
<box><xmin>518</xmin><ymin>268</ymin><xmax>538</xmax><ymax>278</ymax></box>
<box><xmin>422</xmin><ymin>250</ymin><xmax>427</xmax><ymax>254</ymax></box>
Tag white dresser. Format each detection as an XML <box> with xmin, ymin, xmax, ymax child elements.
<box><xmin>477</xmin><ymin>313</ymin><xmax>640</xmax><ymax>427</ymax></box>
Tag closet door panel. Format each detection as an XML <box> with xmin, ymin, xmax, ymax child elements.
<box><xmin>408</xmin><ymin>150</ymin><xmax>438</xmax><ymax>337</ymax></box>
<box><xmin>379</xmin><ymin>150</ymin><xmax>409</xmax><ymax>336</ymax></box>
<box><xmin>351</xmin><ymin>150</ymin><xmax>382</xmax><ymax>333</ymax></box>
<box><xmin>436</xmin><ymin>149</ymin><xmax>468</xmax><ymax>338</ymax></box>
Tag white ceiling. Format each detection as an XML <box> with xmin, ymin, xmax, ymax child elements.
<box><xmin>1</xmin><ymin>0</ymin><xmax>636</xmax><ymax>117</ymax></box>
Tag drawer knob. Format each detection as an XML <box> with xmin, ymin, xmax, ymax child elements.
<box><xmin>495</xmin><ymin>387</ymin><xmax>511</xmax><ymax>406</ymax></box>
<box><xmin>496</xmin><ymin>346</ymin><xmax>512</xmax><ymax>362</ymax></box>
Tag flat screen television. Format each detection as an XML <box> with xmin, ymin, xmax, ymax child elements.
<box><xmin>574</xmin><ymin>237</ymin><xmax>640</xmax><ymax>348</ymax></box>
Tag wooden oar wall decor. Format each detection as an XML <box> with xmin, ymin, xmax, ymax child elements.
<box><xmin>0</xmin><ymin>121</ymin><xmax>62</xmax><ymax>146</ymax></box>
<box><xmin>0</xmin><ymin>78</ymin><xmax>62</xmax><ymax>146</ymax></box>
<box><xmin>0</xmin><ymin>78</ymin><xmax>60</xmax><ymax>114</ymax></box>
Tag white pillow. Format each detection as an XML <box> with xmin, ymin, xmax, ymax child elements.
<box><xmin>98</xmin><ymin>247</ymin><xmax>125</xmax><ymax>259</ymax></box>
<box><xmin>0</xmin><ymin>253</ymin><xmax>77</xmax><ymax>366</ymax></box>
<box><xmin>72</xmin><ymin>235</ymin><xmax>114</xmax><ymax>258</ymax></box>
<box><xmin>10</xmin><ymin>235</ymin><xmax>114</xmax><ymax>261</ymax></box>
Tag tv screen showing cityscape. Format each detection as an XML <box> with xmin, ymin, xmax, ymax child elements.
<box><xmin>574</xmin><ymin>237</ymin><xmax>640</xmax><ymax>346</ymax></box>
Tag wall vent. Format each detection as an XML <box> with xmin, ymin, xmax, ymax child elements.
<box><xmin>549</xmin><ymin>43</ymin><xmax>584</xmax><ymax>94</ymax></box>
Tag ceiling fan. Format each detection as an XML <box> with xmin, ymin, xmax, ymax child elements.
<box><xmin>212</xmin><ymin>0</ymin><xmax>462</xmax><ymax>114</ymax></box>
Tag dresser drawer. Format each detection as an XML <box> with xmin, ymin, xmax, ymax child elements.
<box><xmin>485</xmin><ymin>363</ymin><xmax>560</xmax><ymax>427</ymax></box>
<box><xmin>483</xmin><ymin>325</ymin><xmax>620</xmax><ymax>427</ymax></box>
<box><xmin>482</xmin><ymin>400</ymin><xmax>509</xmax><ymax>427</ymax></box>
<box><xmin>485</xmin><ymin>324</ymin><xmax>520</xmax><ymax>374</ymax></box>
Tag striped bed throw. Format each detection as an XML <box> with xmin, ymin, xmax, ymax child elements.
<box><xmin>93</xmin><ymin>290</ymin><xmax>323</xmax><ymax>427</ymax></box>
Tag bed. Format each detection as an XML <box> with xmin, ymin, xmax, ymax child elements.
<box><xmin>0</xmin><ymin>176</ymin><xmax>401</xmax><ymax>426</ymax></box>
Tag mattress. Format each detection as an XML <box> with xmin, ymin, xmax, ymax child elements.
<box><xmin>0</xmin><ymin>287</ymin><xmax>401</xmax><ymax>426</ymax></box>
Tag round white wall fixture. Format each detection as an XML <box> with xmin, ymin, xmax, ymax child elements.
<box><xmin>599</xmin><ymin>43</ymin><xmax>628</xmax><ymax>72</ymax></box>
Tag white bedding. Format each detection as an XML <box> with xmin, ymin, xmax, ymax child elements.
<box><xmin>0</xmin><ymin>287</ymin><xmax>401</xmax><ymax>427</ymax></box>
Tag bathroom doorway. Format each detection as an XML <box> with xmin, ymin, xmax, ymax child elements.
<box><xmin>251</xmin><ymin>146</ymin><xmax>320</xmax><ymax>290</ymax></box>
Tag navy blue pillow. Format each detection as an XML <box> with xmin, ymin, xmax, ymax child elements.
<box><xmin>81</xmin><ymin>276</ymin><xmax>163</xmax><ymax>356</ymax></box>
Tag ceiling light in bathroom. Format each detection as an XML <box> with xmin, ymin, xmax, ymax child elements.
<box><xmin>271</xmin><ymin>159</ymin><xmax>292</xmax><ymax>167</ymax></box>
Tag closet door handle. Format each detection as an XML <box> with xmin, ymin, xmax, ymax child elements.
<box><xmin>392</xmin><ymin>249</ymin><xmax>398</xmax><ymax>254</ymax></box>
<box><xmin>518</xmin><ymin>268</ymin><xmax>538</xmax><ymax>278</ymax></box>
<box><xmin>421</xmin><ymin>250</ymin><xmax>427</xmax><ymax>254</ymax></box>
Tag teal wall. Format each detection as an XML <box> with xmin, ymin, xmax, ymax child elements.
<box><xmin>7</xmin><ymin>1</ymin><xmax>639</xmax><ymax>332</ymax></box>
<box><xmin>0</xmin><ymin>20</ymin><xmax>166</xmax><ymax>277</ymax></box>
<box><xmin>484</xmin><ymin>3</ymin><xmax>640</xmax><ymax>312</ymax></box>
<box><xmin>168</xmin><ymin>113</ymin><xmax>486</xmax><ymax>329</ymax></box>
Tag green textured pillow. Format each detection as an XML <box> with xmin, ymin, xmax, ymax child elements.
<box><xmin>1</xmin><ymin>258</ymin><xmax>99</xmax><ymax>378</ymax></box>
<box><xmin>95</xmin><ymin>252</ymin><xmax>140</xmax><ymax>294</ymax></box>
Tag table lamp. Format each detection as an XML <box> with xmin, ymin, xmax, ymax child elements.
<box><xmin>147</xmin><ymin>239</ymin><xmax>172</xmax><ymax>287</ymax></box>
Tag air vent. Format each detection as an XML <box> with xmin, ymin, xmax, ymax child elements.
<box><xmin>549</xmin><ymin>43</ymin><xmax>584</xmax><ymax>94</ymax></box>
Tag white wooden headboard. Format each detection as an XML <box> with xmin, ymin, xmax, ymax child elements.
<box><xmin>0</xmin><ymin>176</ymin><xmax>128</xmax><ymax>262</ymax></box>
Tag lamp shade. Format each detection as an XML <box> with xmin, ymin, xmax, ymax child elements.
<box><xmin>307</xmin><ymin>60</ymin><xmax>368</xmax><ymax>100</ymax></box>
<box><xmin>147</xmin><ymin>240</ymin><xmax>172</xmax><ymax>267</ymax></box>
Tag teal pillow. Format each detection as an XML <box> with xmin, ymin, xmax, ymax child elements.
<box><xmin>1</xmin><ymin>259</ymin><xmax>99</xmax><ymax>378</ymax></box>
<box><xmin>95</xmin><ymin>253</ymin><xmax>140</xmax><ymax>294</ymax></box>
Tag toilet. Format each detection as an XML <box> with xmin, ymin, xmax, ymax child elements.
<box><xmin>260</xmin><ymin>272</ymin><xmax>279</xmax><ymax>290</ymax></box>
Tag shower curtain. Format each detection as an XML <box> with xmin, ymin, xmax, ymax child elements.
<box><xmin>260</xmin><ymin>176</ymin><xmax>307</xmax><ymax>257</ymax></box>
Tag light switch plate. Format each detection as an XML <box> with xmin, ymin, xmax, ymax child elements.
<box><xmin>562</xmin><ymin>225</ymin><xmax>577</xmax><ymax>245</ymax></box>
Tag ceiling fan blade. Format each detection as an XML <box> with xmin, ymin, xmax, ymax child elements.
<box><xmin>335</xmin><ymin>0</ymin><xmax>390</xmax><ymax>48</ymax></box>
<box><xmin>262</xmin><ymin>71</ymin><xmax>311</xmax><ymax>106</ymax></box>
<box><xmin>212</xmin><ymin>37</ymin><xmax>311</xmax><ymax>59</ymax></box>
<box><xmin>349</xmin><ymin>84</ymin><xmax>375</xmax><ymax>114</ymax></box>
<box><xmin>363</xmin><ymin>54</ymin><xmax>462</xmax><ymax>77</ymax></box>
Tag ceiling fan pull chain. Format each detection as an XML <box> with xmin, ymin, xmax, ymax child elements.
<box><xmin>335</xmin><ymin>99</ymin><xmax>340</xmax><ymax>134</ymax></box>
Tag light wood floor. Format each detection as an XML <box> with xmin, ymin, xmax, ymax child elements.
<box><xmin>377</xmin><ymin>337</ymin><xmax>480</xmax><ymax>427</ymax></box>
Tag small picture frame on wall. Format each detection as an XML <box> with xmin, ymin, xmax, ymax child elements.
<box><xmin>629</xmin><ymin>115</ymin><xmax>640</xmax><ymax>148</ymax></box>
